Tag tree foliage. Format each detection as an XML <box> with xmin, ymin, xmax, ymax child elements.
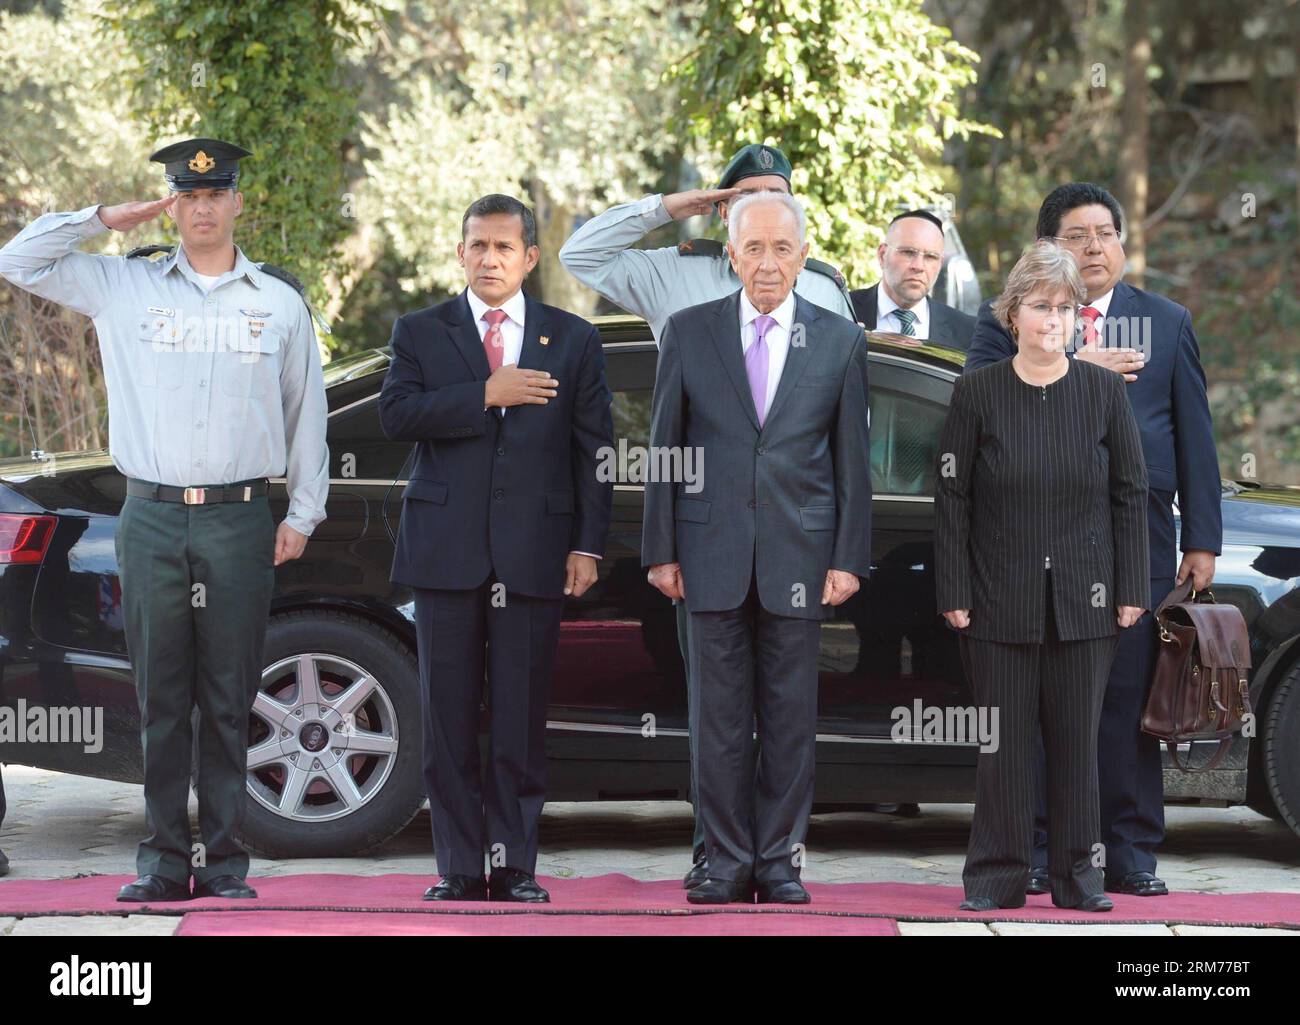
<box><xmin>99</xmin><ymin>0</ymin><xmax>379</xmax><ymax>305</ymax></box>
<box><xmin>359</xmin><ymin>0</ymin><xmax>699</xmax><ymax>300</ymax></box>
<box><xmin>672</xmin><ymin>0</ymin><xmax>996</xmax><ymax>283</ymax></box>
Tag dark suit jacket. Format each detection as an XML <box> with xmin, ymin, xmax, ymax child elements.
<box><xmin>641</xmin><ymin>290</ymin><xmax>872</xmax><ymax>620</ymax></box>
<box><xmin>935</xmin><ymin>357</ymin><xmax>1150</xmax><ymax>643</ymax></box>
<box><xmin>964</xmin><ymin>281</ymin><xmax>1222</xmax><ymax>588</ymax></box>
<box><xmin>378</xmin><ymin>289</ymin><xmax>613</xmax><ymax>599</ymax></box>
<box><xmin>849</xmin><ymin>284</ymin><xmax>976</xmax><ymax>351</ymax></box>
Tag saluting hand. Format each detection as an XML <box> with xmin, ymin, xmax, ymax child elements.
<box><xmin>98</xmin><ymin>196</ymin><xmax>177</xmax><ymax>232</ymax></box>
<box><xmin>662</xmin><ymin>188</ymin><xmax>742</xmax><ymax>221</ymax></box>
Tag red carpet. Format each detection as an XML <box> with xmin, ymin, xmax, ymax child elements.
<box><xmin>175</xmin><ymin>910</ymin><xmax>900</xmax><ymax>935</ymax></box>
<box><xmin>2</xmin><ymin>874</ymin><xmax>1298</xmax><ymax>933</ymax></box>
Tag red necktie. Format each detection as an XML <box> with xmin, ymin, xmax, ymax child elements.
<box><xmin>1078</xmin><ymin>305</ymin><xmax>1101</xmax><ymax>347</ymax></box>
<box><xmin>482</xmin><ymin>309</ymin><xmax>507</xmax><ymax>372</ymax></box>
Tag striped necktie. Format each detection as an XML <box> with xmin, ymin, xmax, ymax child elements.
<box><xmin>895</xmin><ymin>307</ymin><xmax>917</xmax><ymax>337</ymax></box>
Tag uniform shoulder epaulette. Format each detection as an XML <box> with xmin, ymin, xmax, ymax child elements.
<box><xmin>126</xmin><ymin>244</ymin><xmax>175</xmax><ymax>259</ymax></box>
<box><xmin>804</xmin><ymin>256</ymin><xmax>859</xmax><ymax>323</ymax></box>
<box><xmin>259</xmin><ymin>262</ymin><xmax>306</xmax><ymax>296</ymax></box>
<box><xmin>259</xmin><ymin>262</ymin><xmax>332</xmax><ymax>335</ymax></box>
<box><xmin>677</xmin><ymin>238</ymin><xmax>726</xmax><ymax>257</ymax></box>
<box><xmin>804</xmin><ymin>256</ymin><xmax>847</xmax><ymax>290</ymax></box>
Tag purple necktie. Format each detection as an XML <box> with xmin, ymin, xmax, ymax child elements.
<box><xmin>747</xmin><ymin>314</ymin><xmax>775</xmax><ymax>426</ymax></box>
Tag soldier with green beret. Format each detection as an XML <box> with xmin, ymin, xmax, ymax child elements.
<box><xmin>560</xmin><ymin>143</ymin><xmax>856</xmax><ymax>342</ymax></box>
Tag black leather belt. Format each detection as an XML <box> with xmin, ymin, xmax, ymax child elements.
<box><xmin>127</xmin><ymin>477</ymin><xmax>270</xmax><ymax>505</ymax></box>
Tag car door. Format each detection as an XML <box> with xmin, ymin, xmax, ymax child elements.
<box><xmin>816</xmin><ymin>352</ymin><xmax>975</xmax><ymax>747</ymax></box>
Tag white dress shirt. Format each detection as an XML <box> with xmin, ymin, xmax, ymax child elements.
<box><xmin>875</xmin><ymin>287</ymin><xmax>930</xmax><ymax>339</ymax></box>
<box><xmin>1083</xmin><ymin>287</ymin><xmax>1114</xmax><ymax>320</ymax></box>
<box><xmin>464</xmin><ymin>286</ymin><xmax>598</xmax><ymax>561</ymax></box>
<box><xmin>739</xmin><ymin>289</ymin><xmax>796</xmax><ymax>419</ymax></box>
<box><xmin>466</xmin><ymin>285</ymin><xmax>526</xmax><ymax>371</ymax></box>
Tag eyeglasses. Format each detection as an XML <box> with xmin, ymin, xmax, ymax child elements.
<box><xmin>888</xmin><ymin>245</ymin><xmax>943</xmax><ymax>266</ymax></box>
<box><xmin>1024</xmin><ymin>303</ymin><xmax>1076</xmax><ymax>317</ymax></box>
<box><xmin>1052</xmin><ymin>229</ymin><xmax>1119</xmax><ymax>249</ymax></box>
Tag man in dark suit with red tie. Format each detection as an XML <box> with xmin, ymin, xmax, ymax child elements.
<box><xmin>379</xmin><ymin>194</ymin><xmax>613</xmax><ymax>902</ymax></box>
<box><xmin>965</xmin><ymin>182</ymin><xmax>1222</xmax><ymax>898</ymax></box>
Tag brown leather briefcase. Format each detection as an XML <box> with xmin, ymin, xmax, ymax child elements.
<box><xmin>1141</xmin><ymin>579</ymin><xmax>1252</xmax><ymax>772</ymax></box>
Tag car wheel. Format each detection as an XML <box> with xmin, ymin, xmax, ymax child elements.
<box><xmin>235</xmin><ymin>609</ymin><xmax>425</xmax><ymax>858</ymax></box>
<box><xmin>1261</xmin><ymin>660</ymin><xmax>1300</xmax><ymax>840</ymax></box>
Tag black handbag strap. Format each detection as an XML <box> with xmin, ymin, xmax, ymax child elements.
<box><xmin>1167</xmin><ymin>737</ymin><xmax>1232</xmax><ymax>773</ymax></box>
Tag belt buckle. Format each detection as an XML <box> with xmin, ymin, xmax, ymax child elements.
<box><xmin>183</xmin><ymin>486</ymin><xmax>206</xmax><ymax>505</ymax></box>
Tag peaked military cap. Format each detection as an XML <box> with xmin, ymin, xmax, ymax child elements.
<box><xmin>717</xmin><ymin>144</ymin><xmax>792</xmax><ymax>190</ymax></box>
<box><xmin>149</xmin><ymin>138</ymin><xmax>251</xmax><ymax>191</ymax></box>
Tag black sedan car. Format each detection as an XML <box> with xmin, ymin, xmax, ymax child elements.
<box><xmin>2</xmin><ymin>317</ymin><xmax>1299</xmax><ymax>857</ymax></box>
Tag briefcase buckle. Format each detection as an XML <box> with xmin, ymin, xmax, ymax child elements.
<box><xmin>183</xmin><ymin>487</ymin><xmax>206</xmax><ymax>505</ymax></box>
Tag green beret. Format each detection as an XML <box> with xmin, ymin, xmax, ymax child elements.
<box><xmin>717</xmin><ymin>144</ymin><xmax>792</xmax><ymax>190</ymax></box>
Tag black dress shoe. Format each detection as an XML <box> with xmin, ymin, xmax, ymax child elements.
<box><xmin>1072</xmin><ymin>893</ymin><xmax>1114</xmax><ymax>912</ymax></box>
<box><xmin>423</xmin><ymin>874</ymin><xmax>488</xmax><ymax>901</ymax></box>
<box><xmin>489</xmin><ymin>868</ymin><xmax>550</xmax><ymax>903</ymax></box>
<box><xmin>192</xmin><ymin>875</ymin><xmax>257</xmax><ymax>899</ymax></box>
<box><xmin>959</xmin><ymin>894</ymin><xmax>1026</xmax><ymax>911</ymax></box>
<box><xmin>683</xmin><ymin>854</ymin><xmax>709</xmax><ymax>890</ymax></box>
<box><xmin>756</xmin><ymin>879</ymin><xmax>811</xmax><ymax>904</ymax></box>
<box><xmin>686</xmin><ymin>877</ymin><xmax>753</xmax><ymax>904</ymax></box>
<box><xmin>117</xmin><ymin>874</ymin><xmax>190</xmax><ymax>903</ymax></box>
<box><xmin>1105</xmin><ymin>871</ymin><xmax>1168</xmax><ymax>897</ymax></box>
<box><xmin>0</xmin><ymin>847</ymin><xmax>9</xmax><ymax>877</ymax></box>
<box><xmin>1026</xmin><ymin>868</ymin><xmax>1050</xmax><ymax>895</ymax></box>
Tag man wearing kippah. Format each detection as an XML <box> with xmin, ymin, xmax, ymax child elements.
<box><xmin>0</xmin><ymin>138</ymin><xmax>329</xmax><ymax>902</ymax></box>
<box><xmin>850</xmin><ymin>209</ymin><xmax>975</xmax><ymax>350</ymax></box>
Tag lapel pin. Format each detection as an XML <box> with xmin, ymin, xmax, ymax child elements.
<box><xmin>539</xmin><ymin>335</ymin><xmax>550</xmax><ymax>346</ymax></box>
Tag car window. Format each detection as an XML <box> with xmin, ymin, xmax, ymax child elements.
<box><xmin>328</xmin><ymin>400</ymin><xmax>413</xmax><ymax>480</ymax></box>
<box><xmin>611</xmin><ymin>386</ymin><xmax>653</xmax><ymax>452</ymax></box>
<box><xmin>868</xmin><ymin>385</ymin><xmax>948</xmax><ymax>497</ymax></box>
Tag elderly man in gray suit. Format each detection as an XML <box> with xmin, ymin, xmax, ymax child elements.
<box><xmin>642</xmin><ymin>191</ymin><xmax>872</xmax><ymax>905</ymax></box>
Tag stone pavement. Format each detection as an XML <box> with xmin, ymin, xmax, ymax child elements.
<box><xmin>1</xmin><ymin>765</ymin><xmax>1298</xmax><ymax>936</ymax></box>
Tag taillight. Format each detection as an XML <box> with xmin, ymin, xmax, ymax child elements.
<box><xmin>0</xmin><ymin>514</ymin><xmax>56</xmax><ymax>565</ymax></box>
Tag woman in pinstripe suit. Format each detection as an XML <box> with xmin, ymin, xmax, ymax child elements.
<box><xmin>935</xmin><ymin>242</ymin><xmax>1150</xmax><ymax>912</ymax></box>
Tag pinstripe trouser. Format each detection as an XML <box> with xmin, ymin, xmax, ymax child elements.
<box><xmin>959</xmin><ymin>573</ymin><xmax>1118</xmax><ymax>907</ymax></box>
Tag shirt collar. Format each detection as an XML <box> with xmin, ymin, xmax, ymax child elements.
<box><xmin>161</xmin><ymin>243</ymin><xmax>263</xmax><ymax>289</ymax></box>
<box><xmin>466</xmin><ymin>286</ymin><xmax>526</xmax><ymax>328</ymax></box>
<box><xmin>740</xmin><ymin>288</ymin><xmax>796</xmax><ymax>333</ymax></box>
<box><xmin>1083</xmin><ymin>287</ymin><xmax>1114</xmax><ymax>318</ymax></box>
<box><xmin>876</xmin><ymin>284</ymin><xmax>927</xmax><ymax>324</ymax></box>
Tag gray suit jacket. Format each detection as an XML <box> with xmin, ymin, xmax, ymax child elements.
<box><xmin>642</xmin><ymin>290</ymin><xmax>873</xmax><ymax>620</ymax></box>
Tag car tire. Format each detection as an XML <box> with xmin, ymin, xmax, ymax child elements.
<box><xmin>235</xmin><ymin>609</ymin><xmax>425</xmax><ymax>858</ymax></box>
<box><xmin>1260</xmin><ymin>660</ymin><xmax>1300</xmax><ymax>840</ymax></box>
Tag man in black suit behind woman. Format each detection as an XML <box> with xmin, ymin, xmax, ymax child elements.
<box><xmin>935</xmin><ymin>242</ymin><xmax>1149</xmax><ymax>911</ymax></box>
